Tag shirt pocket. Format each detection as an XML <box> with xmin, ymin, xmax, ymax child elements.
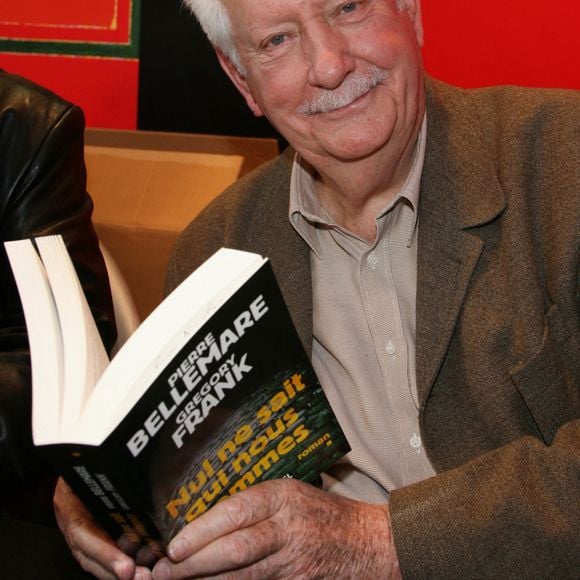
<box><xmin>510</xmin><ymin>303</ymin><xmax>580</xmax><ymax>444</ymax></box>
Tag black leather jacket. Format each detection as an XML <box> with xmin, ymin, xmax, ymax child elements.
<box><xmin>0</xmin><ymin>70</ymin><xmax>116</xmax><ymax>523</ymax></box>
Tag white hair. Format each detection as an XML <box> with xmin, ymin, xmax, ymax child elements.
<box><xmin>183</xmin><ymin>0</ymin><xmax>411</xmax><ymax>75</ymax></box>
<box><xmin>182</xmin><ymin>0</ymin><xmax>245</xmax><ymax>74</ymax></box>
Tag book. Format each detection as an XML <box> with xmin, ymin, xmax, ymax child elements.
<box><xmin>5</xmin><ymin>235</ymin><xmax>350</xmax><ymax>554</ymax></box>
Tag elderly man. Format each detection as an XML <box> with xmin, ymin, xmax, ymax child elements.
<box><xmin>55</xmin><ymin>0</ymin><xmax>579</xmax><ymax>578</ymax></box>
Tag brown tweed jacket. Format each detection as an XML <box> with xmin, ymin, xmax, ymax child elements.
<box><xmin>166</xmin><ymin>78</ymin><xmax>579</xmax><ymax>578</ymax></box>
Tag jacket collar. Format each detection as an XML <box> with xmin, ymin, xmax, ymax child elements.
<box><xmin>421</xmin><ymin>77</ymin><xmax>507</xmax><ymax>230</ymax></box>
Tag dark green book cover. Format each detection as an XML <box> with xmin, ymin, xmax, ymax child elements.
<box><xmin>45</xmin><ymin>261</ymin><xmax>349</xmax><ymax>552</ymax></box>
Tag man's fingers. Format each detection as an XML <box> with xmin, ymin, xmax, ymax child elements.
<box><xmin>68</xmin><ymin>517</ymin><xmax>135</xmax><ymax>579</ymax></box>
<box><xmin>54</xmin><ymin>478</ymin><xmax>136</xmax><ymax>579</ymax></box>
<box><xmin>166</xmin><ymin>481</ymin><xmax>287</xmax><ymax>561</ymax></box>
<box><xmin>154</xmin><ymin>518</ymin><xmax>284</xmax><ymax>579</ymax></box>
<box><xmin>151</xmin><ymin>480</ymin><xmax>397</xmax><ymax>579</ymax></box>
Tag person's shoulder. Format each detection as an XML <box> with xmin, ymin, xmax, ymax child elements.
<box><xmin>474</xmin><ymin>83</ymin><xmax>577</xmax><ymax>128</ymax></box>
<box><xmin>426</xmin><ymin>76</ymin><xmax>579</xmax><ymax>172</ymax></box>
<box><xmin>167</xmin><ymin>148</ymin><xmax>294</xmax><ymax>289</ymax></box>
<box><xmin>427</xmin><ymin>76</ymin><xmax>578</xmax><ymax>132</ymax></box>
<box><xmin>0</xmin><ymin>69</ymin><xmax>82</xmax><ymax>132</ymax></box>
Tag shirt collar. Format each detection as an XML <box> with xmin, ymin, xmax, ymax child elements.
<box><xmin>289</xmin><ymin>113</ymin><xmax>427</xmax><ymax>255</ymax></box>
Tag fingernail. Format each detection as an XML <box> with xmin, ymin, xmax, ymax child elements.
<box><xmin>168</xmin><ymin>537</ymin><xmax>187</xmax><ymax>560</ymax></box>
<box><xmin>112</xmin><ymin>560</ymin><xmax>127</xmax><ymax>578</ymax></box>
<box><xmin>152</xmin><ymin>560</ymin><xmax>171</xmax><ymax>580</ymax></box>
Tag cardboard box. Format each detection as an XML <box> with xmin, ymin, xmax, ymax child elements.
<box><xmin>85</xmin><ymin>129</ymin><xmax>279</xmax><ymax>321</ymax></box>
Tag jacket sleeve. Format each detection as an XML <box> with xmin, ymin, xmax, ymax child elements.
<box><xmin>390</xmin><ymin>418</ymin><xmax>580</xmax><ymax>578</ymax></box>
<box><xmin>0</xmin><ymin>76</ymin><xmax>116</xmax><ymax>520</ymax></box>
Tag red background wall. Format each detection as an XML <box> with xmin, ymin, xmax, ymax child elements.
<box><xmin>1</xmin><ymin>0</ymin><xmax>579</xmax><ymax>130</ymax></box>
<box><xmin>0</xmin><ymin>53</ymin><xmax>139</xmax><ymax>129</ymax></box>
<box><xmin>0</xmin><ymin>0</ymin><xmax>139</xmax><ymax>129</ymax></box>
<box><xmin>421</xmin><ymin>0</ymin><xmax>579</xmax><ymax>90</ymax></box>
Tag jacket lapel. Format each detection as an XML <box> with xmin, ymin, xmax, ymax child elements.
<box><xmin>416</xmin><ymin>79</ymin><xmax>507</xmax><ymax>405</ymax></box>
<box><xmin>416</xmin><ymin>202</ymin><xmax>485</xmax><ymax>405</ymax></box>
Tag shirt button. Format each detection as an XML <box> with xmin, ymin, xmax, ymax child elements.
<box><xmin>367</xmin><ymin>253</ymin><xmax>378</xmax><ymax>270</ymax></box>
<box><xmin>410</xmin><ymin>432</ymin><xmax>422</xmax><ymax>454</ymax></box>
<box><xmin>385</xmin><ymin>340</ymin><xmax>396</xmax><ymax>355</ymax></box>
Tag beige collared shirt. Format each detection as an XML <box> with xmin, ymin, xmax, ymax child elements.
<box><xmin>289</xmin><ymin>116</ymin><xmax>435</xmax><ymax>502</ymax></box>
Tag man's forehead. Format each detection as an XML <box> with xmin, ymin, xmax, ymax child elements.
<box><xmin>224</xmin><ymin>0</ymin><xmax>399</xmax><ymax>21</ymax></box>
<box><xmin>224</xmin><ymin>0</ymin><xmax>378</xmax><ymax>18</ymax></box>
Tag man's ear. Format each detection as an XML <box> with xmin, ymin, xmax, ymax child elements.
<box><xmin>216</xmin><ymin>49</ymin><xmax>264</xmax><ymax>117</ymax></box>
<box><xmin>400</xmin><ymin>0</ymin><xmax>424</xmax><ymax>47</ymax></box>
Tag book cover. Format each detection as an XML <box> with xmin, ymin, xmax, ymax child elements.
<box><xmin>5</xmin><ymin>237</ymin><xmax>350</xmax><ymax>552</ymax></box>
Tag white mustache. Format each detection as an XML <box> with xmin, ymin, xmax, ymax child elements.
<box><xmin>297</xmin><ymin>66</ymin><xmax>389</xmax><ymax>115</ymax></box>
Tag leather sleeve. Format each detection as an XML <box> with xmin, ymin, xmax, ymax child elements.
<box><xmin>0</xmin><ymin>72</ymin><xmax>117</xmax><ymax>520</ymax></box>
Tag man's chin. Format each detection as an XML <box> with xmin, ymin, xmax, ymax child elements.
<box><xmin>311</xmin><ymin>137</ymin><xmax>390</xmax><ymax>166</ymax></box>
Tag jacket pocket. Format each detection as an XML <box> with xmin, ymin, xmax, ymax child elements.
<box><xmin>510</xmin><ymin>304</ymin><xmax>580</xmax><ymax>444</ymax></box>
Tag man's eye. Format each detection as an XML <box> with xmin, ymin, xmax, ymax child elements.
<box><xmin>341</xmin><ymin>2</ymin><xmax>357</xmax><ymax>13</ymax></box>
<box><xmin>269</xmin><ymin>34</ymin><xmax>286</xmax><ymax>46</ymax></box>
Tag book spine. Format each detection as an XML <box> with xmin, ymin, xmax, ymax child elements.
<box><xmin>45</xmin><ymin>445</ymin><xmax>164</xmax><ymax>555</ymax></box>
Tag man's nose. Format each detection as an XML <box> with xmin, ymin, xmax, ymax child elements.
<box><xmin>304</xmin><ymin>25</ymin><xmax>355</xmax><ymax>89</ymax></box>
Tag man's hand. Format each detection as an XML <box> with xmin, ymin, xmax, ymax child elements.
<box><xmin>152</xmin><ymin>479</ymin><xmax>401</xmax><ymax>579</ymax></box>
<box><xmin>54</xmin><ymin>477</ymin><xmax>153</xmax><ymax>579</ymax></box>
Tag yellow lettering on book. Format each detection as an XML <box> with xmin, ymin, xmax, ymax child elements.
<box><xmin>256</xmin><ymin>373</ymin><xmax>307</xmax><ymax>425</ymax></box>
<box><xmin>298</xmin><ymin>432</ymin><xmax>332</xmax><ymax>460</ymax></box>
<box><xmin>166</xmin><ymin>465</ymin><xmax>230</xmax><ymax>521</ymax></box>
<box><xmin>164</xmin><ymin>372</ymin><xmax>316</xmax><ymax>524</ymax></box>
<box><xmin>228</xmin><ymin>424</ymin><xmax>310</xmax><ymax>493</ymax></box>
<box><xmin>217</xmin><ymin>424</ymin><xmax>253</xmax><ymax>462</ymax></box>
<box><xmin>166</xmin><ymin>459</ymin><xmax>217</xmax><ymax>518</ymax></box>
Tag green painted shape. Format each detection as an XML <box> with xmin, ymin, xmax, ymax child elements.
<box><xmin>0</xmin><ymin>0</ymin><xmax>140</xmax><ymax>59</ymax></box>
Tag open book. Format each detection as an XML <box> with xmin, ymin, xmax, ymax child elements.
<box><xmin>5</xmin><ymin>236</ymin><xmax>349</xmax><ymax>551</ymax></box>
